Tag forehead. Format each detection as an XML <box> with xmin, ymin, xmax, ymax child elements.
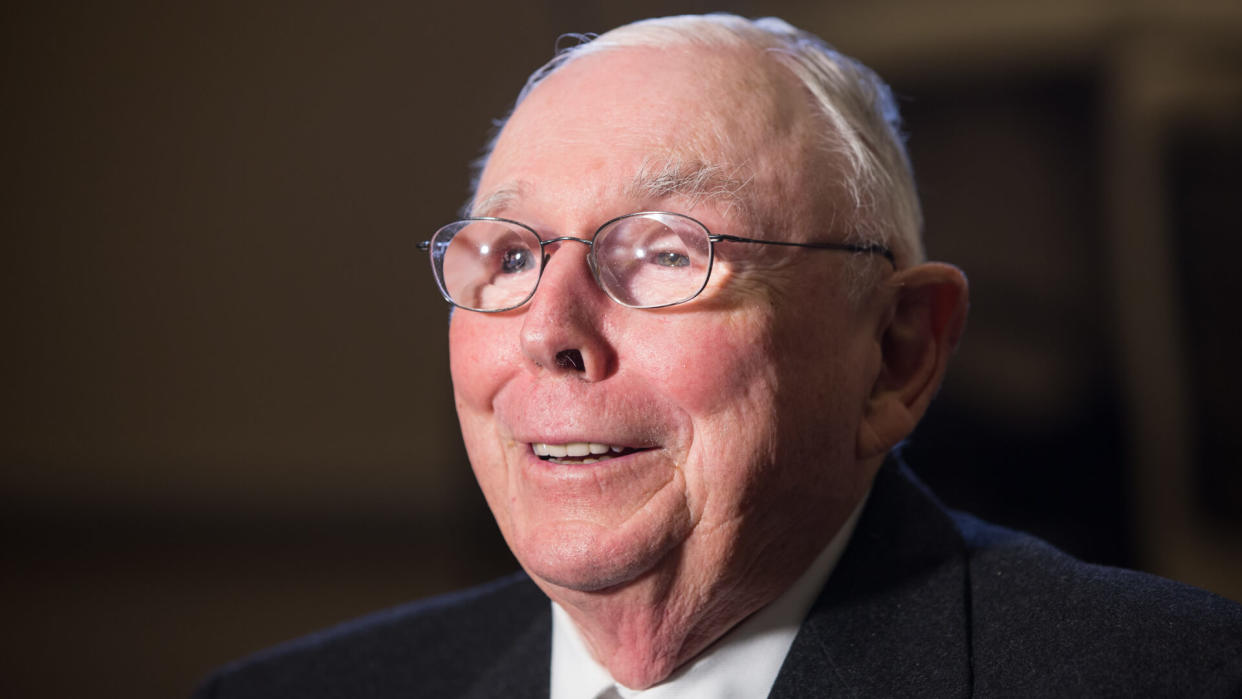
<box><xmin>476</xmin><ymin>46</ymin><xmax>821</xmax><ymax>224</ymax></box>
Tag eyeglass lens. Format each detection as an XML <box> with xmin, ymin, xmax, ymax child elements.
<box><xmin>430</xmin><ymin>213</ymin><xmax>713</xmax><ymax>311</ymax></box>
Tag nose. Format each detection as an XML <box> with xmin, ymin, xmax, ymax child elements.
<box><xmin>519</xmin><ymin>242</ymin><xmax>615</xmax><ymax>381</ymax></box>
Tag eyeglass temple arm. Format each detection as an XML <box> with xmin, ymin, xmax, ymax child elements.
<box><xmin>709</xmin><ymin>233</ymin><xmax>895</xmax><ymax>267</ymax></box>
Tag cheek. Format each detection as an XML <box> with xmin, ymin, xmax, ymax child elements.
<box><xmin>449</xmin><ymin>314</ymin><xmax>524</xmax><ymax>513</ymax></box>
<box><xmin>646</xmin><ymin>312</ymin><xmax>784</xmax><ymax>498</ymax></box>
<box><xmin>448</xmin><ymin>314</ymin><xmax>523</xmax><ymax>413</ymax></box>
<box><xmin>630</xmin><ymin>310</ymin><xmax>776</xmax><ymax>419</ymax></box>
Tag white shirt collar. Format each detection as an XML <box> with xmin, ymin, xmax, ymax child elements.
<box><xmin>551</xmin><ymin>493</ymin><xmax>867</xmax><ymax>699</ymax></box>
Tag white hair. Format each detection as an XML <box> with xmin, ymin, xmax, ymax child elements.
<box><xmin>470</xmin><ymin>13</ymin><xmax>925</xmax><ymax>267</ymax></box>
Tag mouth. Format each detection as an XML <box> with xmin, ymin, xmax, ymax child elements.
<box><xmin>531</xmin><ymin>442</ymin><xmax>649</xmax><ymax>465</ymax></box>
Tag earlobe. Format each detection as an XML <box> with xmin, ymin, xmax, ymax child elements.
<box><xmin>857</xmin><ymin>263</ymin><xmax>969</xmax><ymax>459</ymax></box>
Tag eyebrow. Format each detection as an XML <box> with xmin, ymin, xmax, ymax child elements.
<box><xmin>469</xmin><ymin>184</ymin><xmax>525</xmax><ymax>218</ymax></box>
<box><xmin>626</xmin><ymin>155</ymin><xmax>752</xmax><ymax>214</ymax></box>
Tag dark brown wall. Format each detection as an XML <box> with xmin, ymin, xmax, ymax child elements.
<box><xmin>4</xmin><ymin>2</ymin><xmax>1240</xmax><ymax>697</ymax></box>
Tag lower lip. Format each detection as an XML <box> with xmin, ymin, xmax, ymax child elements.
<box><xmin>517</xmin><ymin>447</ymin><xmax>671</xmax><ymax>499</ymax></box>
<box><xmin>539</xmin><ymin>456</ymin><xmax>611</xmax><ymax>465</ymax></box>
<box><xmin>529</xmin><ymin>447</ymin><xmax>651</xmax><ymax>467</ymax></box>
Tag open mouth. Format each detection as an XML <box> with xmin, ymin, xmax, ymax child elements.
<box><xmin>531</xmin><ymin>442</ymin><xmax>647</xmax><ymax>465</ymax></box>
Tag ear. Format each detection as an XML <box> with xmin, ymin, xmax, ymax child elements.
<box><xmin>857</xmin><ymin>263</ymin><xmax>969</xmax><ymax>459</ymax></box>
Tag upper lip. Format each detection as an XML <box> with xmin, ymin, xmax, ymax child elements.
<box><xmin>514</xmin><ymin>431</ymin><xmax>655</xmax><ymax>448</ymax></box>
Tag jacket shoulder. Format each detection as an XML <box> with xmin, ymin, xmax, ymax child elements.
<box><xmin>955</xmin><ymin>513</ymin><xmax>1242</xmax><ymax>697</ymax></box>
<box><xmin>195</xmin><ymin>572</ymin><xmax>548</xmax><ymax>699</ymax></box>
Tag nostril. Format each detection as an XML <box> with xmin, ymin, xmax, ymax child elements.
<box><xmin>555</xmin><ymin>349</ymin><xmax>585</xmax><ymax>371</ymax></box>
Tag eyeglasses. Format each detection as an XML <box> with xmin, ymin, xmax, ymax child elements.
<box><xmin>417</xmin><ymin>211</ymin><xmax>895</xmax><ymax>313</ymax></box>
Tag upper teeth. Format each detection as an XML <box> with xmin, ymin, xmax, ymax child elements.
<box><xmin>532</xmin><ymin>442</ymin><xmax>626</xmax><ymax>458</ymax></box>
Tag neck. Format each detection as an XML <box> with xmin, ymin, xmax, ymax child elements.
<box><xmin>551</xmin><ymin>564</ymin><xmax>767</xmax><ymax>689</ymax></box>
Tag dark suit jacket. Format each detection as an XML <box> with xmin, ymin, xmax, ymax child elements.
<box><xmin>196</xmin><ymin>462</ymin><xmax>1242</xmax><ymax>697</ymax></box>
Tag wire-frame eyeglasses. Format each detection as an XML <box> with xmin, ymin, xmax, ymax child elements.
<box><xmin>417</xmin><ymin>211</ymin><xmax>895</xmax><ymax>313</ymax></box>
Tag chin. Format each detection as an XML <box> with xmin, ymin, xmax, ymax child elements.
<box><xmin>511</xmin><ymin>519</ymin><xmax>682</xmax><ymax>594</ymax></box>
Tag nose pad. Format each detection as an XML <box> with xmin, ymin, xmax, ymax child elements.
<box><xmin>519</xmin><ymin>244</ymin><xmax>615</xmax><ymax>380</ymax></box>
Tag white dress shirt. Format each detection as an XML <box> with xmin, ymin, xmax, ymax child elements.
<box><xmin>550</xmin><ymin>494</ymin><xmax>867</xmax><ymax>699</ymax></box>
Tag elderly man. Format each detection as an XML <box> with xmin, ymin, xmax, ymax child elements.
<box><xmin>198</xmin><ymin>14</ymin><xmax>1242</xmax><ymax>698</ymax></box>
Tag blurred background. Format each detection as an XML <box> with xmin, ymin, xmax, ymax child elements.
<box><xmin>4</xmin><ymin>1</ymin><xmax>1240</xmax><ymax>697</ymax></box>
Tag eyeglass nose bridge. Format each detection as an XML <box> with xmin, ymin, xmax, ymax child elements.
<box><xmin>539</xmin><ymin>235</ymin><xmax>595</xmax><ymax>249</ymax></box>
<box><xmin>535</xmin><ymin>234</ymin><xmax>600</xmax><ymax>277</ymax></box>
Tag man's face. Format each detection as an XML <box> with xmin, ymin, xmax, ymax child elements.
<box><xmin>449</xmin><ymin>47</ymin><xmax>887</xmax><ymax>598</ymax></box>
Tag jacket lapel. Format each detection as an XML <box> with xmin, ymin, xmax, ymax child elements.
<box><xmin>461</xmin><ymin>604</ymin><xmax>552</xmax><ymax>699</ymax></box>
<box><xmin>770</xmin><ymin>461</ymin><xmax>973</xmax><ymax>697</ymax></box>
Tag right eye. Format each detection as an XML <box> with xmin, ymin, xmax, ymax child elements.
<box><xmin>500</xmin><ymin>247</ymin><xmax>534</xmax><ymax>274</ymax></box>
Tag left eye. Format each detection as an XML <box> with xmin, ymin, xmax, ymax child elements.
<box><xmin>652</xmin><ymin>251</ymin><xmax>690</xmax><ymax>267</ymax></box>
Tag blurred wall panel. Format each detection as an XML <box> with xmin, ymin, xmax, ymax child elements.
<box><xmin>3</xmin><ymin>3</ymin><xmax>552</xmax><ymax>696</ymax></box>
